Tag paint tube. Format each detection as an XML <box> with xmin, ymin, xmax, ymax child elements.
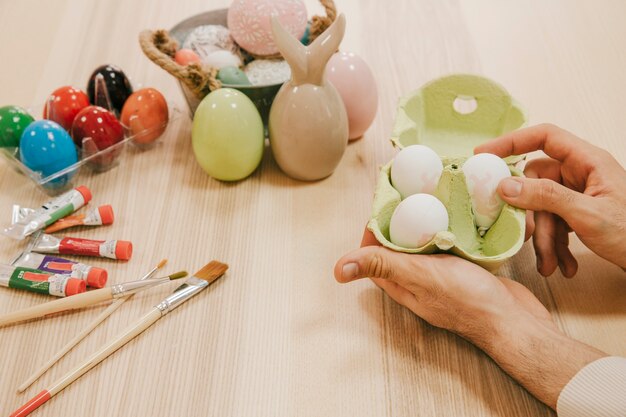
<box><xmin>3</xmin><ymin>186</ymin><xmax>92</xmax><ymax>240</ymax></box>
<box><xmin>0</xmin><ymin>264</ymin><xmax>86</xmax><ymax>297</ymax></box>
<box><xmin>45</xmin><ymin>205</ymin><xmax>114</xmax><ymax>233</ymax></box>
<box><xmin>12</xmin><ymin>252</ymin><xmax>108</xmax><ymax>288</ymax></box>
<box><xmin>31</xmin><ymin>233</ymin><xmax>133</xmax><ymax>261</ymax></box>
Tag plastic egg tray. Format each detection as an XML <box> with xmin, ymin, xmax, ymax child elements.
<box><xmin>0</xmin><ymin>102</ymin><xmax>180</xmax><ymax>196</ymax></box>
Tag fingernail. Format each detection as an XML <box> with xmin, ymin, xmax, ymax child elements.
<box><xmin>501</xmin><ymin>178</ymin><xmax>523</xmax><ymax>197</ymax></box>
<box><xmin>342</xmin><ymin>263</ymin><xmax>358</xmax><ymax>281</ymax></box>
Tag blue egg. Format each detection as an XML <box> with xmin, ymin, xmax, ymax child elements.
<box><xmin>19</xmin><ymin>120</ymin><xmax>78</xmax><ymax>186</ymax></box>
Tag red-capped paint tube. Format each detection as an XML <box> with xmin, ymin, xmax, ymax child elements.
<box><xmin>45</xmin><ymin>205</ymin><xmax>114</xmax><ymax>233</ymax></box>
<box><xmin>31</xmin><ymin>233</ymin><xmax>132</xmax><ymax>261</ymax></box>
<box><xmin>3</xmin><ymin>186</ymin><xmax>92</xmax><ymax>240</ymax></box>
<box><xmin>12</xmin><ymin>252</ymin><xmax>108</xmax><ymax>288</ymax></box>
<box><xmin>0</xmin><ymin>264</ymin><xmax>86</xmax><ymax>297</ymax></box>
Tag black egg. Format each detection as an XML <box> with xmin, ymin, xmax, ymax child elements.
<box><xmin>86</xmin><ymin>65</ymin><xmax>133</xmax><ymax>117</ymax></box>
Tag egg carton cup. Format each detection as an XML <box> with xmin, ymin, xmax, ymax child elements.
<box><xmin>368</xmin><ymin>74</ymin><xmax>528</xmax><ymax>271</ymax></box>
<box><xmin>0</xmin><ymin>102</ymin><xmax>181</xmax><ymax>196</ymax></box>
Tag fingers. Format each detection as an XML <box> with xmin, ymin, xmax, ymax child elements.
<box><xmin>555</xmin><ymin>218</ymin><xmax>578</xmax><ymax>277</ymax></box>
<box><xmin>524</xmin><ymin>210</ymin><xmax>535</xmax><ymax>242</ymax></box>
<box><xmin>533</xmin><ymin>211</ymin><xmax>558</xmax><ymax>276</ymax></box>
<box><xmin>334</xmin><ymin>246</ymin><xmax>422</xmax><ymax>288</ymax></box>
<box><xmin>497</xmin><ymin>176</ymin><xmax>595</xmax><ymax>229</ymax></box>
<box><xmin>474</xmin><ymin>123</ymin><xmax>593</xmax><ymax>162</ymax></box>
<box><xmin>360</xmin><ymin>227</ymin><xmax>381</xmax><ymax>247</ymax></box>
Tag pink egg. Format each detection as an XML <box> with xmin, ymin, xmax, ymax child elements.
<box><xmin>326</xmin><ymin>51</ymin><xmax>378</xmax><ymax>140</ymax></box>
<box><xmin>227</xmin><ymin>0</ymin><xmax>307</xmax><ymax>56</ymax></box>
<box><xmin>175</xmin><ymin>49</ymin><xmax>201</xmax><ymax>66</ymax></box>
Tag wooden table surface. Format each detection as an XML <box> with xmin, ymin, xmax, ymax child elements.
<box><xmin>1</xmin><ymin>1</ymin><xmax>625</xmax><ymax>416</ymax></box>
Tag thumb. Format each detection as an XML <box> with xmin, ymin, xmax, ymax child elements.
<box><xmin>334</xmin><ymin>246</ymin><xmax>406</xmax><ymax>284</ymax></box>
<box><xmin>498</xmin><ymin>177</ymin><xmax>594</xmax><ymax>224</ymax></box>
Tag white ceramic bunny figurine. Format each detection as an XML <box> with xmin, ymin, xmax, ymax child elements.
<box><xmin>268</xmin><ymin>13</ymin><xmax>349</xmax><ymax>181</ymax></box>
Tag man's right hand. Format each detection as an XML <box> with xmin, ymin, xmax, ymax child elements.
<box><xmin>476</xmin><ymin>123</ymin><xmax>626</xmax><ymax>276</ymax></box>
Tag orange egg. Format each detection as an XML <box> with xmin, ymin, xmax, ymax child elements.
<box><xmin>174</xmin><ymin>49</ymin><xmax>201</xmax><ymax>66</ymax></box>
<box><xmin>120</xmin><ymin>88</ymin><xmax>169</xmax><ymax>144</ymax></box>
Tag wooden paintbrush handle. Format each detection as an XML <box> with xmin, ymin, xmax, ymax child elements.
<box><xmin>0</xmin><ymin>288</ymin><xmax>113</xmax><ymax>328</ymax></box>
<box><xmin>48</xmin><ymin>308</ymin><xmax>162</xmax><ymax>396</ymax></box>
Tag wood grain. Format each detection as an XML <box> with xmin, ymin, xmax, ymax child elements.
<box><xmin>1</xmin><ymin>0</ymin><xmax>625</xmax><ymax>416</ymax></box>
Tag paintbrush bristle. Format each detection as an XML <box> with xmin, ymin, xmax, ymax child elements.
<box><xmin>168</xmin><ymin>271</ymin><xmax>188</xmax><ymax>280</ymax></box>
<box><xmin>157</xmin><ymin>259</ymin><xmax>168</xmax><ymax>269</ymax></box>
<box><xmin>194</xmin><ymin>261</ymin><xmax>228</xmax><ymax>284</ymax></box>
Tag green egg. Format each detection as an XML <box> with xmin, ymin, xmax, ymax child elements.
<box><xmin>0</xmin><ymin>105</ymin><xmax>35</xmax><ymax>148</ymax></box>
<box><xmin>368</xmin><ymin>74</ymin><xmax>528</xmax><ymax>271</ymax></box>
<box><xmin>217</xmin><ymin>66</ymin><xmax>252</xmax><ymax>86</ymax></box>
<box><xmin>192</xmin><ymin>88</ymin><xmax>263</xmax><ymax>181</ymax></box>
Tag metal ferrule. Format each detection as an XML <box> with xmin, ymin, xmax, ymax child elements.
<box><xmin>110</xmin><ymin>277</ymin><xmax>170</xmax><ymax>297</ymax></box>
<box><xmin>155</xmin><ymin>277</ymin><xmax>209</xmax><ymax>316</ymax></box>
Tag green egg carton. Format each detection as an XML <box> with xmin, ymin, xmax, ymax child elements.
<box><xmin>368</xmin><ymin>74</ymin><xmax>528</xmax><ymax>271</ymax></box>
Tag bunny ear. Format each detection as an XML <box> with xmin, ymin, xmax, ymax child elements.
<box><xmin>307</xmin><ymin>13</ymin><xmax>346</xmax><ymax>85</ymax></box>
<box><xmin>271</xmin><ymin>15</ymin><xmax>308</xmax><ymax>85</ymax></box>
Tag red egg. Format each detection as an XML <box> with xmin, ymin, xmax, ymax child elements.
<box><xmin>71</xmin><ymin>105</ymin><xmax>124</xmax><ymax>169</ymax></box>
<box><xmin>43</xmin><ymin>86</ymin><xmax>90</xmax><ymax>131</ymax></box>
<box><xmin>120</xmin><ymin>88</ymin><xmax>169</xmax><ymax>145</ymax></box>
<box><xmin>174</xmin><ymin>49</ymin><xmax>201</xmax><ymax>66</ymax></box>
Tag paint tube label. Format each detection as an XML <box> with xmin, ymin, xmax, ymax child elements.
<box><xmin>2</xmin><ymin>188</ymin><xmax>88</xmax><ymax>239</ymax></box>
<box><xmin>58</xmin><ymin>238</ymin><xmax>117</xmax><ymax>259</ymax></box>
<box><xmin>36</xmin><ymin>255</ymin><xmax>89</xmax><ymax>280</ymax></box>
<box><xmin>83</xmin><ymin>207</ymin><xmax>103</xmax><ymax>226</ymax></box>
<box><xmin>7</xmin><ymin>267</ymin><xmax>67</xmax><ymax>297</ymax></box>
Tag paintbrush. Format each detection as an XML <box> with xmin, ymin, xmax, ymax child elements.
<box><xmin>17</xmin><ymin>259</ymin><xmax>168</xmax><ymax>392</ymax></box>
<box><xmin>0</xmin><ymin>270</ymin><xmax>187</xmax><ymax>328</ymax></box>
<box><xmin>10</xmin><ymin>260</ymin><xmax>228</xmax><ymax>417</ymax></box>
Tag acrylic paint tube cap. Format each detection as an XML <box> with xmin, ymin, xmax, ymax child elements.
<box><xmin>86</xmin><ymin>267</ymin><xmax>108</xmax><ymax>288</ymax></box>
<box><xmin>98</xmin><ymin>205</ymin><xmax>114</xmax><ymax>225</ymax></box>
<box><xmin>75</xmin><ymin>186</ymin><xmax>92</xmax><ymax>204</ymax></box>
<box><xmin>115</xmin><ymin>241</ymin><xmax>133</xmax><ymax>260</ymax></box>
<box><xmin>66</xmin><ymin>278</ymin><xmax>87</xmax><ymax>296</ymax></box>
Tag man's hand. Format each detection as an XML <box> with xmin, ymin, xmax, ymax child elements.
<box><xmin>476</xmin><ymin>123</ymin><xmax>626</xmax><ymax>276</ymax></box>
<box><xmin>334</xmin><ymin>229</ymin><xmax>606</xmax><ymax>409</ymax></box>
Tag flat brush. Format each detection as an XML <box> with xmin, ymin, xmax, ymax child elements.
<box><xmin>11</xmin><ymin>260</ymin><xmax>228</xmax><ymax>417</ymax></box>
<box><xmin>17</xmin><ymin>259</ymin><xmax>168</xmax><ymax>392</ymax></box>
<box><xmin>0</xmin><ymin>270</ymin><xmax>187</xmax><ymax>328</ymax></box>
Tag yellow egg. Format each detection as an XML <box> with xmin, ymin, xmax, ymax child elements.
<box><xmin>192</xmin><ymin>88</ymin><xmax>264</xmax><ymax>181</ymax></box>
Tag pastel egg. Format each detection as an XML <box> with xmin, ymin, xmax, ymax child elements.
<box><xmin>244</xmin><ymin>59</ymin><xmax>291</xmax><ymax>85</ymax></box>
<box><xmin>227</xmin><ymin>0</ymin><xmax>307</xmax><ymax>56</ymax></box>
<box><xmin>203</xmin><ymin>50</ymin><xmax>242</xmax><ymax>69</ymax></box>
<box><xmin>182</xmin><ymin>25</ymin><xmax>238</xmax><ymax>60</ymax></box>
<box><xmin>174</xmin><ymin>49</ymin><xmax>201</xmax><ymax>66</ymax></box>
<box><xmin>43</xmin><ymin>86</ymin><xmax>90</xmax><ymax>131</ymax></box>
<box><xmin>121</xmin><ymin>88</ymin><xmax>169</xmax><ymax>145</ymax></box>
<box><xmin>86</xmin><ymin>65</ymin><xmax>133</xmax><ymax>116</ymax></box>
<box><xmin>192</xmin><ymin>88</ymin><xmax>264</xmax><ymax>181</ymax></box>
<box><xmin>462</xmin><ymin>153</ymin><xmax>511</xmax><ymax>235</ymax></box>
<box><xmin>0</xmin><ymin>105</ymin><xmax>34</xmax><ymax>148</ymax></box>
<box><xmin>19</xmin><ymin>120</ymin><xmax>78</xmax><ymax>184</ymax></box>
<box><xmin>389</xmin><ymin>193</ymin><xmax>449</xmax><ymax>248</ymax></box>
<box><xmin>326</xmin><ymin>51</ymin><xmax>378</xmax><ymax>140</ymax></box>
<box><xmin>391</xmin><ymin>145</ymin><xmax>443</xmax><ymax>199</ymax></box>
<box><xmin>217</xmin><ymin>66</ymin><xmax>252</xmax><ymax>85</ymax></box>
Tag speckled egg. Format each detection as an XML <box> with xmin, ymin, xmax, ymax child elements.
<box><xmin>227</xmin><ymin>0</ymin><xmax>307</xmax><ymax>56</ymax></box>
<box><xmin>182</xmin><ymin>25</ymin><xmax>238</xmax><ymax>61</ymax></box>
<box><xmin>19</xmin><ymin>120</ymin><xmax>78</xmax><ymax>182</ymax></box>
<box><xmin>121</xmin><ymin>88</ymin><xmax>169</xmax><ymax>145</ymax></box>
<box><xmin>244</xmin><ymin>59</ymin><xmax>291</xmax><ymax>85</ymax></box>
